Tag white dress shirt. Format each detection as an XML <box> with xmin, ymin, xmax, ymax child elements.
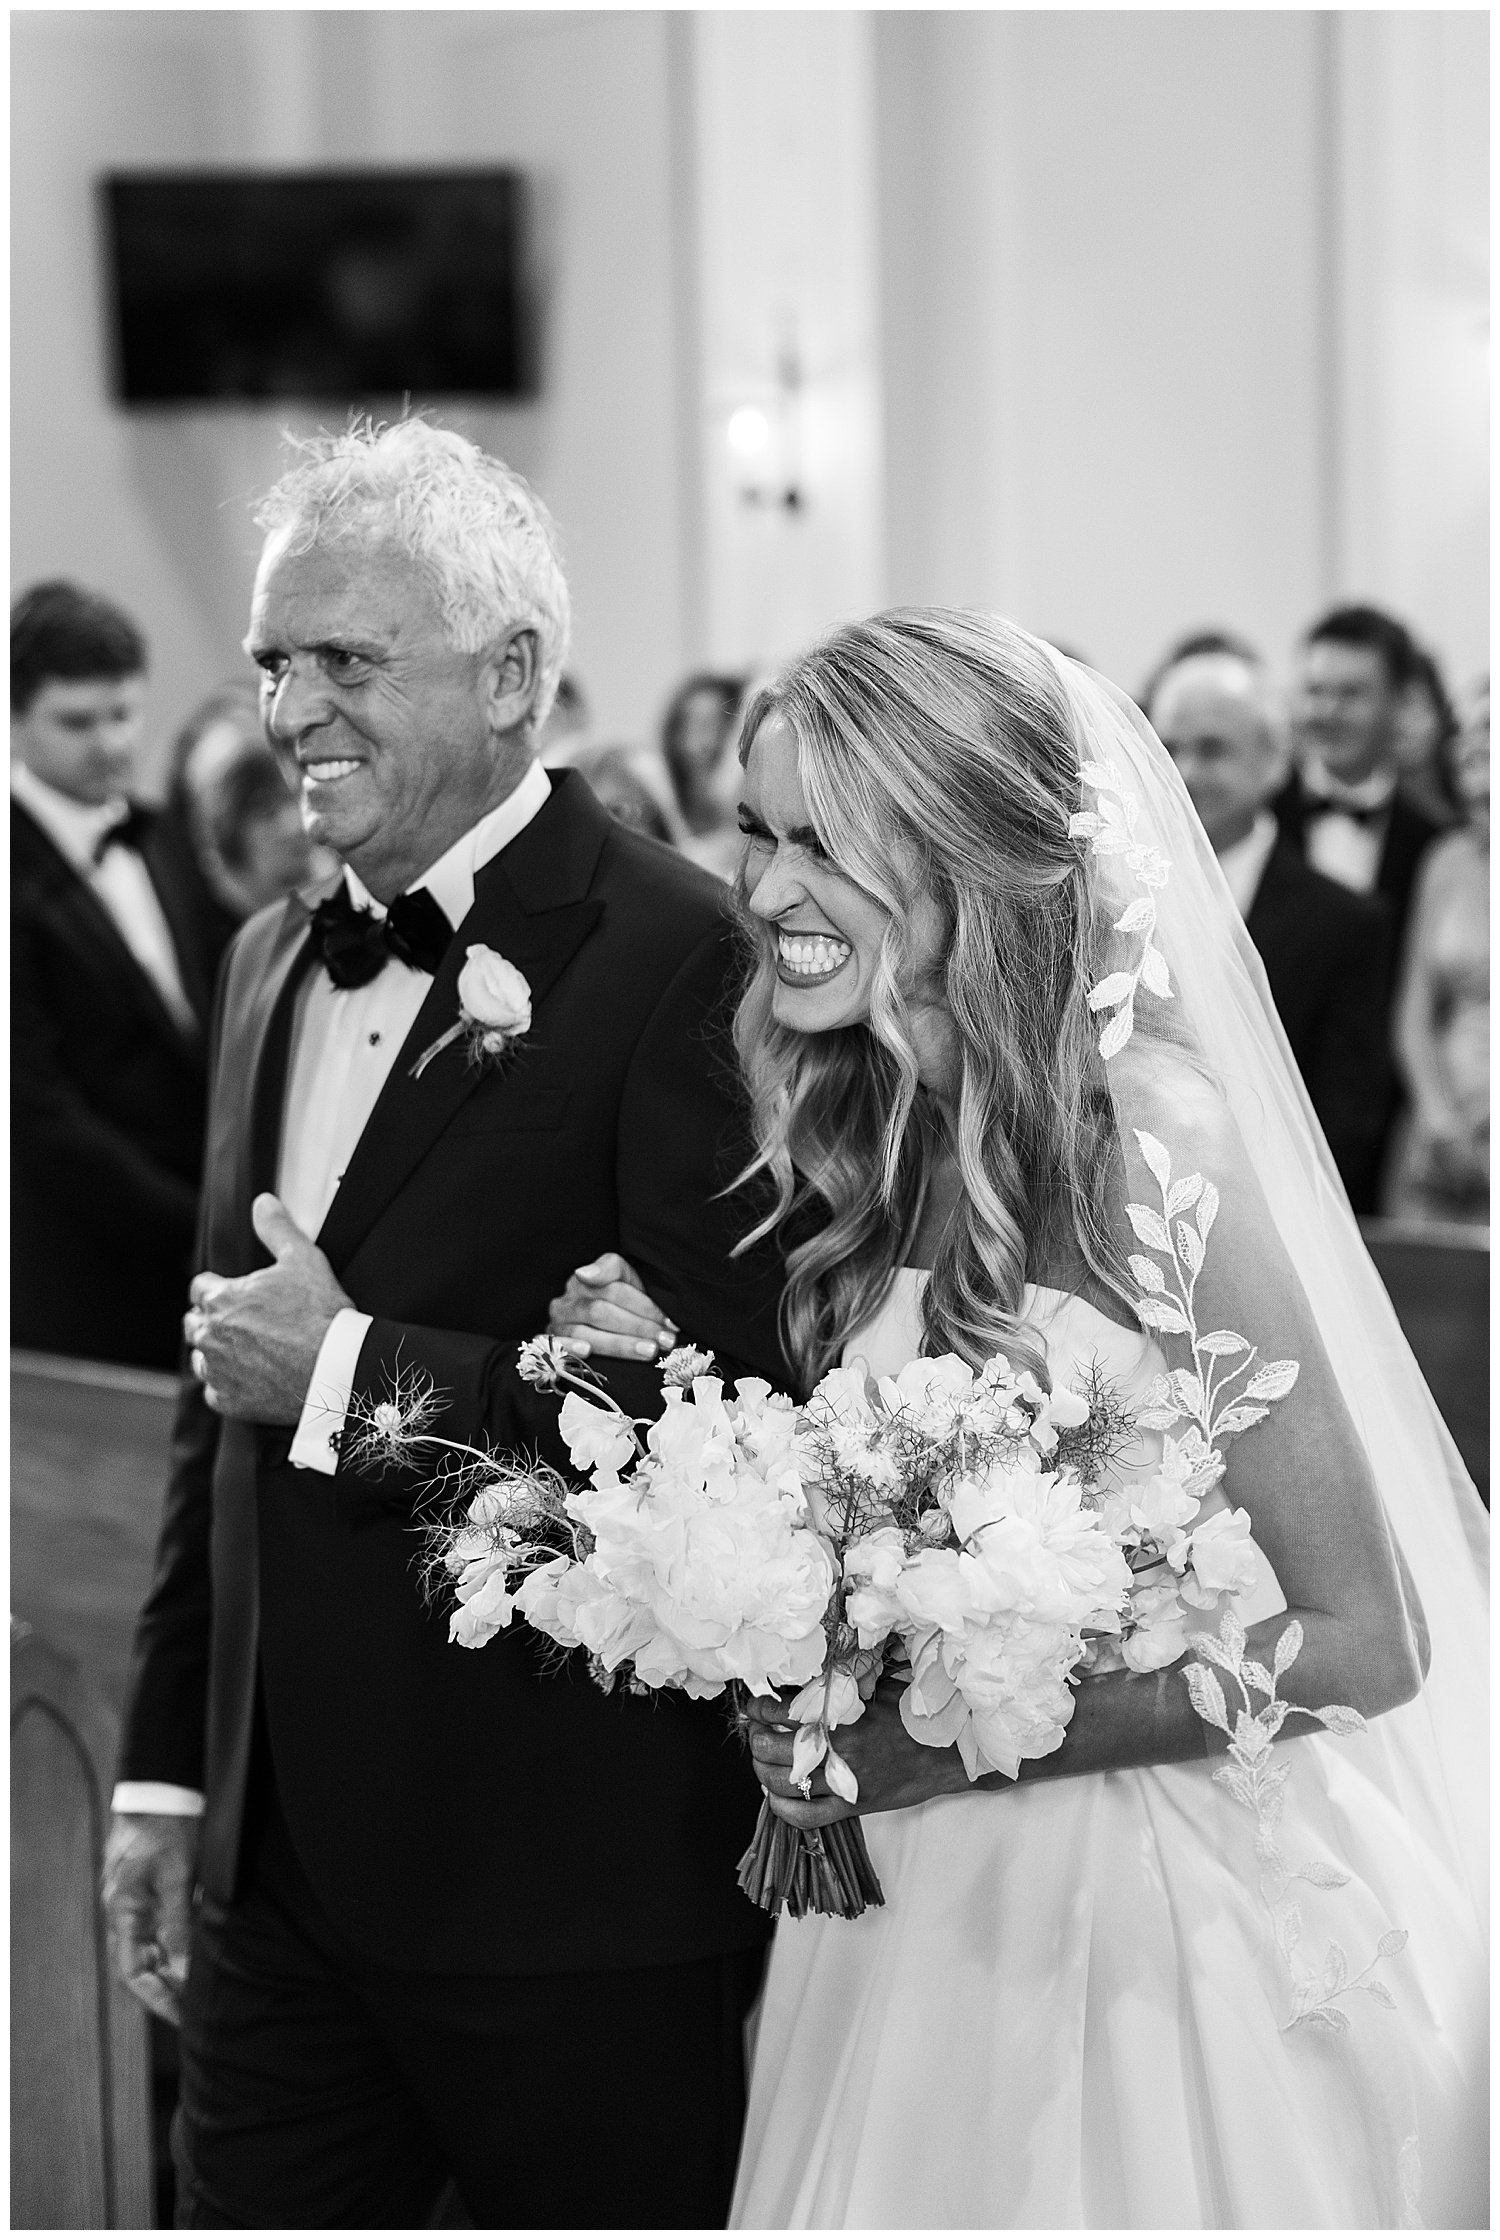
<box><xmin>111</xmin><ymin>762</ymin><xmax>550</xmax><ymax>1820</ymax></box>
<box><xmin>1215</xmin><ymin>810</ymin><xmax>1279</xmax><ymax>921</ymax></box>
<box><xmin>12</xmin><ymin>761</ymin><xmax>196</xmax><ymax>1034</ymax></box>
<box><xmin>1299</xmin><ymin>758</ymin><xmax>1395</xmax><ymax>896</ymax></box>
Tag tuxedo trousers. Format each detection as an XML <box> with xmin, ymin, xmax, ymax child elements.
<box><xmin>173</xmin><ymin>1784</ymin><xmax>765</xmax><ymax>2229</ymax></box>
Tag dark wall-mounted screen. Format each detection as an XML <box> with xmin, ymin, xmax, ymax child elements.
<box><xmin>104</xmin><ymin>170</ymin><xmax>531</xmax><ymax>403</ymax></box>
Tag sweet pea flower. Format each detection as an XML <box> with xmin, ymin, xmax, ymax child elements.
<box><xmin>450</xmin><ymin>1559</ymin><xmax>519</xmax><ymax>1647</ymax></box>
<box><xmin>842</xmin><ymin>1527</ymin><xmax>908</xmax><ymax>1647</ymax></box>
<box><xmin>878</xmin><ymin>1353</ymin><xmax>976</xmax><ymax>1439</ymax></box>
<box><xmin>1177</xmin><ymin>1505</ymin><xmax>1259</xmax><ymax>1605</ymax></box>
<box><xmin>807</xmin><ymin>1360</ymin><xmax>880</xmax><ymax>1430</ymax></box>
<box><xmin>788</xmin><ymin>1666</ymin><xmax>866</xmax><ymax>1731</ymax></box>
<box><xmin>558</xmin><ymin>1392</ymin><xmax>638</xmax><ymax>1478</ymax></box>
<box><xmin>1028</xmin><ymin>1382</ymin><xmax>1091</xmax><ymax>1455</ymax></box>
<box><xmin>1128</xmin><ymin>1468</ymin><xmax>1200</xmax><ymax>1550</ymax></box>
<box><xmin>1119</xmin><ymin>1578</ymin><xmax>1192</xmax><ymax>1671</ymax></box>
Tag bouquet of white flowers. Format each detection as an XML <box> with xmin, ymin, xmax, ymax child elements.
<box><xmin>351</xmin><ymin>1144</ymin><xmax>1289</xmax><ymax>1921</ymax></box>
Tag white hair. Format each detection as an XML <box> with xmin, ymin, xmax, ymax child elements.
<box><xmin>1150</xmin><ymin>649</ymin><xmax>1287</xmax><ymax>761</ymax></box>
<box><xmin>253</xmin><ymin>418</ymin><xmax>572</xmax><ymax>732</ymax></box>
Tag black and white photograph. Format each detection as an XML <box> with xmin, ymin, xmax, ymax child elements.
<box><xmin>10</xmin><ymin>8</ymin><xmax>1488</xmax><ymax>2231</ymax></box>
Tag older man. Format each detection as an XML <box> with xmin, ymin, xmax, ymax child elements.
<box><xmin>1151</xmin><ymin>648</ymin><xmax>1393</xmax><ymax>1210</ymax></box>
<box><xmin>104</xmin><ymin>422</ymin><xmax>785</xmax><ymax>2228</ymax></box>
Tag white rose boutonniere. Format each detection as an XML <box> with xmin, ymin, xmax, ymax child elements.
<box><xmin>410</xmin><ymin>945</ymin><xmax>533</xmax><ymax>1080</ymax></box>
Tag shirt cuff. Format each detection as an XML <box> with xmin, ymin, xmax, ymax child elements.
<box><xmin>289</xmin><ymin>1307</ymin><xmax>374</xmax><ymax>1476</ymax></box>
<box><xmin>111</xmin><ymin>1782</ymin><xmax>204</xmax><ymax>1816</ymax></box>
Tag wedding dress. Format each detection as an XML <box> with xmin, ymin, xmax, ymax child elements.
<box><xmin>731</xmin><ymin>1274</ymin><xmax>1486</xmax><ymax>2230</ymax></box>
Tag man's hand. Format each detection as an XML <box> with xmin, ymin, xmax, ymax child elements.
<box><xmin>548</xmin><ymin>1252</ymin><xmax>678</xmax><ymax>1363</ymax></box>
<box><xmin>744</xmin><ymin>1673</ymin><xmax>976</xmax><ymax>1828</ymax></box>
<box><xmin>101</xmin><ymin>1812</ymin><xmax>199</xmax><ymax>2027</ymax></box>
<box><xmin>184</xmin><ymin>1193</ymin><xmax>353</xmax><ymax>1423</ymax></box>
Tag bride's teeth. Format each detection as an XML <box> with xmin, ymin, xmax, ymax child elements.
<box><xmin>778</xmin><ymin>933</ymin><xmax>852</xmax><ymax>978</ymax></box>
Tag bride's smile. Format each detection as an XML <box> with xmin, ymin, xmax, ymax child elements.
<box><xmin>738</xmin><ymin>710</ymin><xmax>948</xmax><ymax>1044</ymax></box>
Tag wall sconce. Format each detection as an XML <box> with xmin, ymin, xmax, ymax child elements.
<box><xmin>726</xmin><ymin>346</ymin><xmax>805</xmax><ymax>513</ymax></box>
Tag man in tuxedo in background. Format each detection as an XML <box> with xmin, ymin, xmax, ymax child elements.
<box><xmin>103</xmin><ymin>421</ymin><xmax>786</xmax><ymax>2229</ymax></box>
<box><xmin>1275</xmin><ymin>603</ymin><xmax>1439</xmax><ymax>964</ymax></box>
<box><xmin>1274</xmin><ymin>604</ymin><xmax>1442</xmax><ymax>1201</ymax></box>
<box><xmin>11</xmin><ymin>582</ymin><xmax>209</xmax><ymax>1368</ymax></box>
<box><xmin>1152</xmin><ymin>648</ymin><xmax>1393</xmax><ymax>1212</ymax></box>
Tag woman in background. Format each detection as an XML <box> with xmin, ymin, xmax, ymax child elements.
<box><xmin>662</xmin><ymin>669</ymin><xmax>750</xmax><ymax>877</ymax></box>
<box><xmin>149</xmin><ymin>682</ymin><xmax>324</xmax><ymax>1020</ymax></box>
<box><xmin>1392</xmin><ymin>645</ymin><xmax>1460</xmax><ymax>833</ymax></box>
<box><xmin>1387</xmin><ymin>676</ymin><xmax>1489</xmax><ymax>1223</ymax></box>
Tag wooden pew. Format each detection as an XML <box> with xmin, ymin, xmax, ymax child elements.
<box><xmin>12</xmin><ymin>1620</ymin><xmax>152</xmax><ymax>2228</ymax></box>
<box><xmin>1360</xmin><ymin>1219</ymin><xmax>1489</xmax><ymax>1505</ymax></box>
<box><xmin>10</xmin><ymin>1351</ymin><xmax>178</xmax><ymax>1712</ymax></box>
<box><xmin>12</xmin><ymin>1351</ymin><xmax>179</xmax><ymax>2227</ymax></box>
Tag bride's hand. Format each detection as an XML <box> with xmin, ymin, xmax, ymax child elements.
<box><xmin>744</xmin><ymin>1674</ymin><xmax>974</xmax><ymax>1828</ymax></box>
<box><xmin>547</xmin><ymin>1252</ymin><xmax>679</xmax><ymax>1362</ymax></box>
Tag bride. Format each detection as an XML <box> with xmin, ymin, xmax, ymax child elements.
<box><xmin>550</xmin><ymin>611</ymin><xmax>1487</xmax><ymax>2229</ymax></box>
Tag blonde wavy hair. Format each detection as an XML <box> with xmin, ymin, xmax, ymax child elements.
<box><xmin>733</xmin><ymin>608</ymin><xmax>1137</xmax><ymax>1392</ymax></box>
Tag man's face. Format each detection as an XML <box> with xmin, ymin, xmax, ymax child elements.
<box><xmin>247</xmin><ymin>534</ymin><xmax>521</xmax><ymax>901</ymax></box>
<box><xmin>1154</xmin><ymin>659</ymin><xmax>1284</xmax><ymax>855</ymax></box>
<box><xmin>12</xmin><ymin>674</ymin><xmax>146</xmax><ymax>805</ymax></box>
<box><xmin>1294</xmin><ymin>640</ymin><xmax>1398</xmax><ymax>782</ymax></box>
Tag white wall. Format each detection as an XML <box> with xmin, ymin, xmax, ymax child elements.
<box><xmin>1334</xmin><ymin>11</ymin><xmax>1489</xmax><ymax>681</ymax></box>
<box><xmin>877</xmin><ymin>10</ymin><xmax>1330</xmax><ymax>694</ymax></box>
<box><xmin>690</xmin><ymin>11</ymin><xmax>886</xmax><ymax>672</ymax></box>
<box><xmin>876</xmin><ymin>8</ymin><xmax>1488</xmax><ymax>695</ymax></box>
<box><xmin>11</xmin><ymin>10</ymin><xmax>694</xmax><ymax>781</ymax></box>
<box><xmin>13</xmin><ymin>10</ymin><xmax>1488</xmax><ymax>768</ymax></box>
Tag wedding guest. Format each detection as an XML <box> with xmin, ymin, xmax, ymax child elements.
<box><xmin>1392</xmin><ymin>643</ymin><xmax>1460</xmax><ymax>833</ymax></box>
<box><xmin>1150</xmin><ymin>648</ymin><xmax>1392</xmax><ymax>1211</ymax></box>
<box><xmin>1135</xmin><ymin>624</ymin><xmax>1260</xmax><ymax>720</ymax></box>
<box><xmin>533</xmin><ymin>667</ymin><xmax>590</xmax><ymax>759</ymax></box>
<box><xmin>662</xmin><ymin>670</ymin><xmax>748</xmax><ymax>874</ymax></box>
<box><xmin>1276</xmin><ymin>603</ymin><xmax>1440</xmax><ymax>961</ymax></box>
<box><xmin>149</xmin><ymin>682</ymin><xmax>324</xmax><ymax>1024</ymax></box>
<box><xmin>1387</xmin><ymin>675</ymin><xmax>1489</xmax><ymax>1223</ymax></box>
<box><xmin>1275</xmin><ymin>604</ymin><xmax>1442</xmax><ymax>1197</ymax></box>
<box><xmin>570</xmin><ymin>739</ymin><xmax>681</xmax><ymax>846</ymax></box>
<box><xmin>11</xmin><ymin>581</ymin><xmax>206</xmax><ymax>1369</ymax></box>
<box><xmin>104</xmin><ymin>420</ymin><xmax>786</xmax><ymax>2230</ymax></box>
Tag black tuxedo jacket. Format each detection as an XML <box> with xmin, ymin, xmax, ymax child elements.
<box><xmin>119</xmin><ymin>774</ymin><xmax>788</xmax><ymax>1976</ymax></box>
<box><xmin>1244</xmin><ymin>838</ymin><xmax>1393</xmax><ymax>1213</ymax></box>
<box><xmin>1272</xmin><ymin>771</ymin><xmax>1439</xmax><ymax>966</ymax></box>
<box><xmin>11</xmin><ymin>799</ymin><xmax>208</xmax><ymax>1368</ymax></box>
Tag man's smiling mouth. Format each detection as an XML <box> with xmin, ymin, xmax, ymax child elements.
<box><xmin>301</xmin><ymin>759</ymin><xmax>363</xmax><ymax>784</ymax></box>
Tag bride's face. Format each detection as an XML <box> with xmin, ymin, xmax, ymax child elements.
<box><xmin>739</xmin><ymin>712</ymin><xmax>946</xmax><ymax>1038</ymax></box>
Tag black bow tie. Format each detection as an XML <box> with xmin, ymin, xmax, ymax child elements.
<box><xmin>1305</xmin><ymin>795</ymin><xmax>1389</xmax><ymax>830</ymax></box>
<box><xmin>92</xmin><ymin>805</ymin><xmax>153</xmax><ymax>863</ymax></box>
<box><xmin>308</xmin><ymin>883</ymin><xmax>454</xmax><ymax>989</ymax></box>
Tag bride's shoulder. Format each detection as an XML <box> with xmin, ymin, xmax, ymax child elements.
<box><xmin>1109</xmin><ymin>1038</ymin><xmax>1245</xmax><ymax>1177</ymax></box>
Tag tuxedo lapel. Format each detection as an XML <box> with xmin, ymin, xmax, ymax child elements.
<box><xmin>13</xmin><ymin>801</ymin><xmax>199</xmax><ymax>1052</ymax></box>
<box><xmin>314</xmin><ymin>772</ymin><xmax>609</xmax><ymax>1275</ymax></box>
<box><xmin>239</xmin><ymin>892</ymin><xmax>322</xmax><ymax>1265</ymax></box>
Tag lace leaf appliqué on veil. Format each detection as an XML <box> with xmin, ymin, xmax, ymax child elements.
<box><xmin>1121</xmin><ymin>1126</ymin><xmax>1409</xmax><ymax>2034</ymax></box>
<box><xmin>1069</xmin><ymin>758</ymin><xmax>1173</xmax><ymax>1057</ymax></box>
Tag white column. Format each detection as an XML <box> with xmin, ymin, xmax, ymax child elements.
<box><xmin>1333</xmin><ymin>11</ymin><xmax>1489</xmax><ymax>680</ymax></box>
<box><xmin>689</xmin><ymin>11</ymin><xmax>886</xmax><ymax>672</ymax></box>
<box><xmin>238</xmin><ymin>12</ymin><xmax>322</xmax><ymax>165</ymax></box>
